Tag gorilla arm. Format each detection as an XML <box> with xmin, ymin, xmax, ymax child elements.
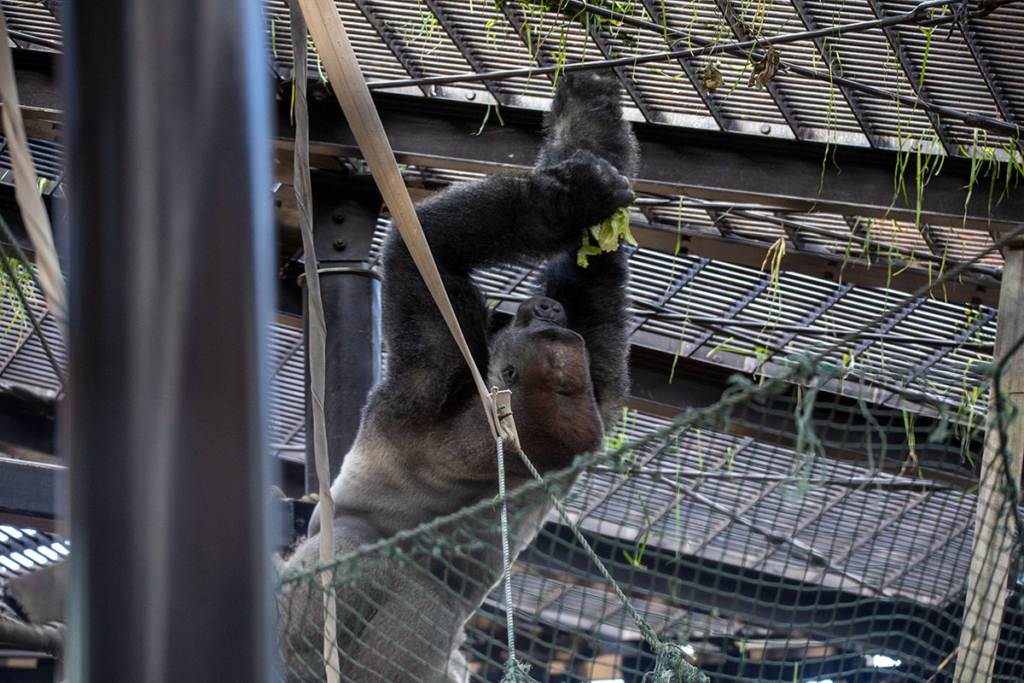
<box><xmin>373</xmin><ymin>154</ymin><xmax>635</xmax><ymax>428</ymax></box>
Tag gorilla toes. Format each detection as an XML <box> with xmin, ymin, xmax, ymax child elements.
<box><xmin>516</xmin><ymin>296</ymin><xmax>567</xmax><ymax>327</ymax></box>
<box><xmin>553</xmin><ymin>71</ymin><xmax>622</xmax><ymax>110</ymax></box>
<box><xmin>537</xmin><ymin>150</ymin><xmax>634</xmax><ymax>231</ymax></box>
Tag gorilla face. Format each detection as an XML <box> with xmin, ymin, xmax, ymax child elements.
<box><xmin>488</xmin><ymin>297</ymin><xmax>604</xmax><ymax>471</ymax></box>
<box><xmin>492</xmin><ymin>297</ymin><xmax>587</xmax><ymax>394</ymax></box>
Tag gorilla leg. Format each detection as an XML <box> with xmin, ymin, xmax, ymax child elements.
<box><xmin>533</xmin><ymin>71</ymin><xmax>639</xmax><ymax>423</ymax></box>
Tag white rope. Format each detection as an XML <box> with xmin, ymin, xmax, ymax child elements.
<box><xmin>294</xmin><ymin>0</ymin><xmax>502</xmax><ymax>445</ymax></box>
<box><xmin>0</xmin><ymin>7</ymin><xmax>66</xmax><ymax>339</ymax></box>
<box><xmin>290</xmin><ymin>3</ymin><xmax>340</xmax><ymax>681</ymax></box>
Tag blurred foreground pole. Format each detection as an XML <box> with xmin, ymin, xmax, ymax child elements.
<box><xmin>63</xmin><ymin>1</ymin><xmax>275</xmax><ymax>682</ymax></box>
<box><xmin>955</xmin><ymin>240</ymin><xmax>1024</xmax><ymax>683</ymax></box>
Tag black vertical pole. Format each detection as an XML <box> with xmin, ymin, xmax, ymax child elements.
<box><xmin>63</xmin><ymin>1</ymin><xmax>274</xmax><ymax>682</ymax></box>
<box><xmin>303</xmin><ymin>177</ymin><xmax>382</xmax><ymax>495</ymax></box>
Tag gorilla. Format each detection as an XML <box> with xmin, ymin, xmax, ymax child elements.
<box><xmin>279</xmin><ymin>71</ymin><xmax>639</xmax><ymax>682</ymax></box>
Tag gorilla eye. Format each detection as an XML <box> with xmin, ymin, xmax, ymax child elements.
<box><xmin>501</xmin><ymin>366</ymin><xmax>518</xmax><ymax>385</ymax></box>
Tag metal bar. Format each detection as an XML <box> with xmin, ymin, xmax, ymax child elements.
<box><xmin>955</xmin><ymin>239</ymin><xmax>1024</xmax><ymax>682</ymax></box>
<box><xmin>747</xmin><ymin>471</ymin><xmax>873</xmax><ymax>571</ymax></box>
<box><xmin>905</xmin><ymin>306</ymin><xmax>998</xmax><ymax>386</ymax></box>
<box><xmin>64</xmin><ymin>1</ymin><xmax>274</xmax><ymax>682</ymax></box>
<box><xmin>662</xmin><ymin>471</ymin><xmax>884</xmax><ymax>594</ymax></box>
<box><xmin>865</xmin><ymin>0</ymin><xmax>957</xmax><ymax>155</ymax></box>
<box><xmin>788</xmin><ymin>0</ymin><xmax>880</xmax><ymax>147</ymax></box>
<box><xmin>705</xmin><ymin>207</ymin><xmax>733</xmax><ymax>237</ymax></box>
<box><xmin>772</xmin><ymin>282</ymin><xmax>854</xmax><ymax>349</ymax></box>
<box><xmin>420</xmin><ymin>0</ymin><xmax>510</xmax><ymax>106</ymax></box>
<box><xmin>848</xmin><ymin>297</ymin><xmax>924</xmax><ymax>359</ymax></box>
<box><xmin>41</xmin><ymin>0</ymin><xmax>61</xmax><ymax>21</ymax></box>
<box><xmin>684</xmin><ymin>475</ymin><xmax>786</xmax><ymax>559</ymax></box>
<box><xmin>685</xmin><ymin>274</ymin><xmax>772</xmax><ymax>358</ymax></box>
<box><xmin>589</xmin><ymin>468</ymin><xmax>954</xmax><ymax>490</ymax></box>
<box><xmin>498</xmin><ymin>0</ymin><xmax>558</xmax><ymax>83</ymax></box>
<box><xmin>572</xmin><ymin>430</ymin><xmax>689</xmax><ymax>526</ymax></box>
<box><xmin>639</xmin><ymin>0</ymin><xmax>730</xmax><ymax>131</ymax></box>
<box><xmin>4</xmin><ymin>29</ymin><xmax>61</xmax><ymax>51</ymax></box>
<box><xmin>711</xmin><ymin>0</ymin><xmax>802</xmax><ymax>139</ymax></box>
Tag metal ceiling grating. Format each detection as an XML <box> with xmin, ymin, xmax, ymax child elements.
<box><xmin>3</xmin><ymin>0</ymin><xmax>1021</xmax><ymax>155</ymax></box>
<box><xmin>254</xmin><ymin>0</ymin><xmax>1023</xmax><ymax>156</ymax></box>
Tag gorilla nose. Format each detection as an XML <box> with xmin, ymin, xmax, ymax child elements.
<box><xmin>518</xmin><ymin>296</ymin><xmax>567</xmax><ymax>326</ymax></box>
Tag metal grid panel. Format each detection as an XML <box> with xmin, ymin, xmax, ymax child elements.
<box><xmin>743</xmin><ymin>6</ymin><xmax>870</xmax><ymax>141</ymax></box>
<box><xmin>429</xmin><ymin>0</ymin><xmax>557</xmax><ymax>104</ymax></box>
<box><xmin>268</xmin><ymin>322</ymin><xmax>307</xmax><ymax>456</ymax></box>
<box><xmin>556</xmin><ymin>405</ymin><xmax>985</xmax><ymax>605</ymax></box>
<box><xmin>659</xmin><ymin>0</ymin><xmax>794</xmax><ymax>131</ymax></box>
<box><xmin>347</xmin><ymin>0</ymin><xmax>489</xmax><ymax>93</ymax></box>
<box><xmin>0</xmin><ymin>136</ymin><xmax>64</xmax><ymax>186</ymax></box>
<box><xmin>498</xmin><ymin>1</ymin><xmax>642</xmax><ymax>118</ymax></box>
<box><xmin>266</xmin><ymin>0</ymin><xmax>416</xmax><ymax>82</ymax></box>
<box><xmin>1</xmin><ymin>1</ymin><xmax>60</xmax><ymax>50</ymax></box>
<box><xmin>587</xmin><ymin>12</ymin><xmax>720</xmax><ymax>128</ymax></box>
<box><xmin>4</xmin><ymin>0</ymin><xmax>1021</xmax><ymax>158</ymax></box>
<box><xmin>969</xmin><ymin>4</ymin><xmax>1024</xmax><ymax>119</ymax></box>
<box><xmin>880</xmin><ymin>0</ymin><xmax>1012</xmax><ymax>147</ymax></box>
<box><xmin>802</xmin><ymin>0</ymin><xmax>939</xmax><ymax>143</ymax></box>
<box><xmin>0</xmin><ymin>526</ymin><xmax>67</xmax><ymax>578</ymax></box>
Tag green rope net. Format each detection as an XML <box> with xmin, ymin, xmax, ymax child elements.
<box><xmin>276</xmin><ymin>246</ymin><xmax>1024</xmax><ymax>683</ymax></box>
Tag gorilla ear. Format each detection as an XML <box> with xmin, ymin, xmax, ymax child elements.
<box><xmin>500</xmin><ymin>365</ymin><xmax>519</xmax><ymax>385</ymax></box>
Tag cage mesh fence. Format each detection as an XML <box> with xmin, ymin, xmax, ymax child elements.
<box><xmin>277</xmin><ymin>229</ymin><xmax>1024</xmax><ymax>683</ymax></box>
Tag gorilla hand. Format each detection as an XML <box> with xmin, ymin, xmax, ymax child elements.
<box><xmin>534</xmin><ymin>149</ymin><xmax>635</xmax><ymax>233</ymax></box>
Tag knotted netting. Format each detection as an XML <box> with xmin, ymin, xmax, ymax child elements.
<box><xmin>277</xmin><ymin>228</ymin><xmax>1024</xmax><ymax>683</ymax></box>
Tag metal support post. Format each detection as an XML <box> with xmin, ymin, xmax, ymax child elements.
<box><xmin>63</xmin><ymin>1</ymin><xmax>274</xmax><ymax>682</ymax></box>
<box><xmin>955</xmin><ymin>239</ymin><xmax>1024</xmax><ymax>683</ymax></box>
<box><xmin>303</xmin><ymin>176</ymin><xmax>382</xmax><ymax>494</ymax></box>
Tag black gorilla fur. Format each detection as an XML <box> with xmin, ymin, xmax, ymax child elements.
<box><xmin>280</xmin><ymin>71</ymin><xmax>639</xmax><ymax>682</ymax></box>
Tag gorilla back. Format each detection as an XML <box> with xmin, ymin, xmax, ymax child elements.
<box><xmin>279</xmin><ymin>71</ymin><xmax>640</xmax><ymax>683</ymax></box>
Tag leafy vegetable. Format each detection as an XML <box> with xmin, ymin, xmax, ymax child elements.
<box><xmin>576</xmin><ymin>207</ymin><xmax>637</xmax><ymax>267</ymax></box>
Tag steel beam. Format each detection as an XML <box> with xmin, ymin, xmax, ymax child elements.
<box><xmin>64</xmin><ymin>2</ymin><xmax>274</xmax><ymax>683</ymax></box>
<box><xmin>0</xmin><ymin>382</ymin><xmax>55</xmax><ymax>456</ymax></box>
<box><xmin>0</xmin><ymin>456</ymin><xmax>57</xmax><ymax>519</ymax></box>
<box><xmin>277</xmin><ymin>91</ymin><xmax>1024</xmax><ymax>233</ymax></box>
